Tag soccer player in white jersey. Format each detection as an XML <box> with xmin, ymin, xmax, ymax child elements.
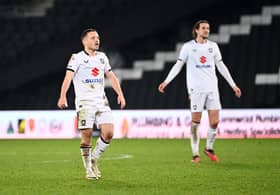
<box><xmin>158</xmin><ymin>20</ymin><xmax>241</xmax><ymax>163</ymax></box>
<box><xmin>57</xmin><ymin>28</ymin><xmax>126</xmax><ymax>179</ymax></box>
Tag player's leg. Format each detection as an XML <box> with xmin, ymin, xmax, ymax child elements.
<box><xmin>207</xmin><ymin>109</ymin><xmax>219</xmax><ymax>150</ymax></box>
<box><xmin>80</xmin><ymin>128</ymin><xmax>97</xmax><ymax>179</ymax></box>
<box><xmin>92</xmin><ymin>123</ymin><xmax>113</xmax><ymax>160</ymax></box>
<box><xmin>204</xmin><ymin>110</ymin><xmax>219</xmax><ymax>162</ymax></box>
<box><xmin>204</xmin><ymin>92</ymin><xmax>221</xmax><ymax>162</ymax></box>
<box><xmin>191</xmin><ymin>112</ymin><xmax>202</xmax><ymax>163</ymax></box>
<box><xmin>92</xmin><ymin>111</ymin><xmax>114</xmax><ymax>177</ymax></box>
<box><xmin>77</xmin><ymin>101</ymin><xmax>97</xmax><ymax>179</ymax></box>
<box><xmin>189</xmin><ymin>92</ymin><xmax>205</xmax><ymax>163</ymax></box>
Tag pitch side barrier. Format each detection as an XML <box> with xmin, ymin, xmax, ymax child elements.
<box><xmin>0</xmin><ymin>109</ymin><xmax>279</xmax><ymax>139</ymax></box>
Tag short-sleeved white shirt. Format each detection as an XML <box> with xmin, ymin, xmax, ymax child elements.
<box><xmin>178</xmin><ymin>40</ymin><xmax>222</xmax><ymax>93</ymax></box>
<box><xmin>67</xmin><ymin>50</ymin><xmax>111</xmax><ymax>105</ymax></box>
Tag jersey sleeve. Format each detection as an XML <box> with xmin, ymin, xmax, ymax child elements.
<box><xmin>214</xmin><ymin>43</ymin><xmax>222</xmax><ymax>63</ymax></box>
<box><xmin>178</xmin><ymin>44</ymin><xmax>188</xmax><ymax>63</ymax></box>
<box><xmin>66</xmin><ymin>54</ymin><xmax>79</xmax><ymax>72</ymax></box>
<box><xmin>103</xmin><ymin>54</ymin><xmax>112</xmax><ymax>72</ymax></box>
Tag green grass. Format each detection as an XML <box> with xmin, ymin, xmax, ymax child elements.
<box><xmin>0</xmin><ymin>139</ymin><xmax>279</xmax><ymax>195</ymax></box>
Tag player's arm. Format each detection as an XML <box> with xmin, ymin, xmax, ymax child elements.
<box><xmin>158</xmin><ymin>60</ymin><xmax>185</xmax><ymax>93</ymax></box>
<box><xmin>216</xmin><ymin>60</ymin><xmax>241</xmax><ymax>98</ymax></box>
<box><xmin>57</xmin><ymin>70</ymin><xmax>75</xmax><ymax>109</ymax></box>
<box><xmin>105</xmin><ymin>70</ymin><xmax>126</xmax><ymax>109</ymax></box>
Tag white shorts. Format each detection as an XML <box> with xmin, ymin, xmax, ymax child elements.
<box><xmin>76</xmin><ymin>100</ymin><xmax>113</xmax><ymax>129</ymax></box>
<box><xmin>189</xmin><ymin>91</ymin><xmax>221</xmax><ymax>112</ymax></box>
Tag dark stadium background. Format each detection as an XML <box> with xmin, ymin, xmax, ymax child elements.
<box><xmin>0</xmin><ymin>0</ymin><xmax>279</xmax><ymax>110</ymax></box>
<box><xmin>0</xmin><ymin>1</ymin><xmax>280</xmax><ymax>195</ymax></box>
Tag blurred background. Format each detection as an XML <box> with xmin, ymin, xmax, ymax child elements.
<box><xmin>0</xmin><ymin>0</ymin><xmax>279</xmax><ymax>110</ymax></box>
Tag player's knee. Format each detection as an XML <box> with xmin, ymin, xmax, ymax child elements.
<box><xmin>102</xmin><ymin>131</ymin><xmax>113</xmax><ymax>142</ymax></box>
<box><xmin>210</xmin><ymin>120</ymin><xmax>219</xmax><ymax>129</ymax></box>
<box><xmin>81</xmin><ymin>134</ymin><xmax>92</xmax><ymax>145</ymax></box>
<box><xmin>192</xmin><ymin>120</ymin><xmax>200</xmax><ymax>124</ymax></box>
<box><xmin>191</xmin><ymin>116</ymin><xmax>201</xmax><ymax>124</ymax></box>
<box><xmin>100</xmin><ymin>124</ymin><xmax>114</xmax><ymax>141</ymax></box>
<box><xmin>105</xmin><ymin>132</ymin><xmax>114</xmax><ymax>141</ymax></box>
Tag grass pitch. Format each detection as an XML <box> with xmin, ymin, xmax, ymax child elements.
<box><xmin>0</xmin><ymin>139</ymin><xmax>279</xmax><ymax>195</ymax></box>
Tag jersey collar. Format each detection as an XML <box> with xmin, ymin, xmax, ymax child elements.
<box><xmin>83</xmin><ymin>50</ymin><xmax>90</xmax><ymax>56</ymax></box>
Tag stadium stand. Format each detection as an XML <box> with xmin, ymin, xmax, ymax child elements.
<box><xmin>0</xmin><ymin>0</ymin><xmax>279</xmax><ymax>110</ymax></box>
<box><xmin>107</xmin><ymin>1</ymin><xmax>280</xmax><ymax>109</ymax></box>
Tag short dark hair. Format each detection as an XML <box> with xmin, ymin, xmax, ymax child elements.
<box><xmin>192</xmin><ymin>20</ymin><xmax>209</xmax><ymax>39</ymax></box>
<box><xmin>80</xmin><ymin>28</ymin><xmax>97</xmax><ymax>40</ymax></box>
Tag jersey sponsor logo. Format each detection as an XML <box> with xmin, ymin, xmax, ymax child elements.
<box><xmin>200</xmin><ymin>56</ymin><xmax>207</xmax><ymax>64</ymax></box>
<box><xmin>91</xmin><ymin>67</ymin><xmax>100</xmax><ymax>76</ymax></box>
<box><xmin>84</xmin><ymin>60</ymin><xmax>89</xmax><ymax>63</ymax></box>
<box><xmin>208</xmin><ymin>48</ymin><xmax>213</xmax><ymax>53</ymax></box>
<box><xmin>84</xmin><ymin>78</ymin><xmax>103</xmax><ymax>83</ymax></box>
<box><xmin>195</xmin><ymin>64</ymin><xmax>212</xmax><ymax>68</ymax></box>
<box><xmin>197</xmin><ymin>56</ymin><xmax>211</xmax><ymax>68</ymax></box>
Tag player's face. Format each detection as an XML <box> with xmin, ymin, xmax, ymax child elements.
<box><xmin>84</xmin><ymin>31</ymin><xmax>100</xmax><ymax>51</ymax></box>
<box><xmin>196</xmin><ymin>23</ymin><xmax>210</xmax><ymax>39</ymax></box>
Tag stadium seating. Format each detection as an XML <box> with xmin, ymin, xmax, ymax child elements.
<box><xmin>106</xmin><ymin>4</ymin><xmax>280</xmax><ymax>109</ymax></box>
<box><xmin>0</xmin><ymin>0</ymin><xmax>279</xmax><ymax>110</ymax></box>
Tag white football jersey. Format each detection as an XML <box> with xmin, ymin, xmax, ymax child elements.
<box><xmin>67</xmin><ymin>50</ymin><xmax>111</xmax><ymax>103</ymax></box>
<box><xmin>178</xmin><ymin>40</ymin><xmax>222</xmax><ymax>93</ymax></box>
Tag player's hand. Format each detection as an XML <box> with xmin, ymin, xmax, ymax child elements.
<box><xmin>117</xmin><ymin>95</ymin><xmax>126</xmax><ymax>109</ymax></box>
<box><xmin>158</xmin><ymin>82</ymin><xmax>168</xmax><ymax>93</ymax></box>
<box><xmin>57</xmin><ymin>96</ymin><xmax>68</xmax><ymax>109</ymax></box>
<box><xmin>233</xmin><ymin>86</ymin><xmax>241</xmax><ymax>98</ymax></box>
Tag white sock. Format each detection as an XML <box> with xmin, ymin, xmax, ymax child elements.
<box><xmin>92</xmin><ymin>137</ymin><xmax>110</xmax><ymax>160</ymax></box>
<box><xmin>80</xmin><ymin>145</ymin><xmax>92</xmax><ymax>170</ymax></box>
<box><xmin>190</xmin><ymin>122</ymin><xmax>200</xmax><ymax>156</ymax></box>
<box><xmin>206</xmin><ymin>127</ymin><xmax>217</xmax><ymax>150</ymax></box>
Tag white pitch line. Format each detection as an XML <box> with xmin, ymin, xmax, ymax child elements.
<box><xmin>102</xmin><ymin>154</ymin><xmax>133</xmax><ymax>161</ymax></box>
<box><xmin>26</xmin><ymin>154</ymin><xmax>133</xmax><ymax>164</ymax></box>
